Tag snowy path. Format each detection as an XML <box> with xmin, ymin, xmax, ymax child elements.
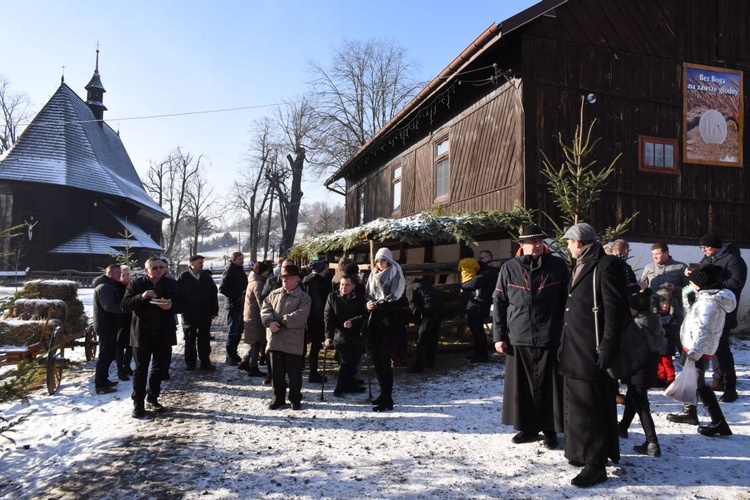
<box><xmin>1</xmin><ymin>309</ymin><xmax>750</xmax><ymax>498</ymax></box>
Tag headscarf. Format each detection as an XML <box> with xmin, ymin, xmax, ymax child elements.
<box><xmin>366</xmin><ymin>247</ymin><xmax>405</xmax><ymax>302</ymax></box>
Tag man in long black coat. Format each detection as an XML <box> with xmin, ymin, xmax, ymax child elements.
<box><xmin>122</xmin><ymin>256</ymin><xmax>185</xmax><ymax>418</ymax></box>
<box><xmin>302</xmin><ymin>260</ymin><xmax>331</xmax><ymax>383</ymax></box>
<box><xmin>493</xmin><ymin>225</ymin><xmax>569</xmax><ymax>449</ymax></box>
<box><xmin>558</xmin><ymin>223</ymin><xmax>630</xmax><ymax>487</ymax></box>
<box><xmin>177</xmin><ymin>255</ymin><xmax>219</xmax><ymax>371</ymax></box>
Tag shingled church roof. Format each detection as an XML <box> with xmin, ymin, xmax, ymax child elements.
<box><xmin>0</xmin><ymin>83</ymin><xmax>167</xmax><ymax>217</ymax></box>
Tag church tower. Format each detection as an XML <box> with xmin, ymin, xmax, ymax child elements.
<box><xmin>84</xmin><ymin>48</ymin><xmax>107</xmax><ymax>121</ymax></box>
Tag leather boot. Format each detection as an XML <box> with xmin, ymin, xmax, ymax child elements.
<box><xmin>697</xmin><ymin>386</ymin><xmax>733</xmax><ymax>436</ymax></box>
<box><xmin>667</xmin><ymin>404</ymin><xmax>698</xmax><ymax>425</ymax></box>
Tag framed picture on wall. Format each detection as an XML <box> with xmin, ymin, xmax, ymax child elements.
<box><xmin>683</xmin><ymin>63</ymin><xmax>743</xmax><ymax>167</ymax></box>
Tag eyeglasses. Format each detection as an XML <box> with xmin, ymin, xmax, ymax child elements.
<box><xmin>150</xmin><ymin>265</ymin><xmax>166</xmax><ymax>270</ymax></box>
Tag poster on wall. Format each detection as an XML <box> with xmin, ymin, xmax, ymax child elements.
<box><xmin>683</xmin><ymin>63</ymin><xmax>743</xmax><ymax>167</ymax></box>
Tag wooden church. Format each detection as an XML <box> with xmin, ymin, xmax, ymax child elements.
<box><xmin>0</xmin><ymin>52</ymin><xmax>166</xmax><ymax>271</ymax></box>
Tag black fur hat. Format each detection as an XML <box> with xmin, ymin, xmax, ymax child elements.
<box><xmin>628</xmin><ymin>288</ymin><xmax>653</xmax><ymax>312</ymax></box>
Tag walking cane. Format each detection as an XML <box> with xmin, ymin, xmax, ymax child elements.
<box><xmin>320</xmin><ymin>344</ymin><xmax>328</xmax><ymax>402</ymax></box>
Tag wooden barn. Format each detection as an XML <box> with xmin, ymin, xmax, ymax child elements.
<box><xmin>325</xmin><ymin>0</ymin><xmax>749</xmax><ymax>252</ymax></box>
<box><xmin>0</xmin><ymin>53</ymin><xmax>166</xmax><ymax>272</ymax></box>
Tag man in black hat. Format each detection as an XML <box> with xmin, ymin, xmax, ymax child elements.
<box><xmin>493</xmin><ymin>224</ymin><xmax>569</xmax><ymax>450</ymax></box>
<box><xmin>691</xmin><ymin>232</ymin><xmax>746</xmax><ymax>403</ymax></box>
<box><xmin>177</xmin><ymin>255</ymin><xmax>219</xmax><ymax>371</ymax></box>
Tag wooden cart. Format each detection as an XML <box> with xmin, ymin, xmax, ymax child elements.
<box><xmin>0</xmin><ymin>317</ymin><xmax>97</xmax><ymax>395</ymax></box>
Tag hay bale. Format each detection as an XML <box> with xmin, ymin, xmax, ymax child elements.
<box><xmin>6</xmin><ymin>299</ymin><xmax>67</xmax><ymax>322</ymax></box>
<box><xmin>23</xmin><ymin>280</ymin><xmax>79</xmax><ymax>302</ymax></box>
<box><xmin>0</xmin><ymin>319</ymin><xmax>62</xmax><ymax>347</ymax></box>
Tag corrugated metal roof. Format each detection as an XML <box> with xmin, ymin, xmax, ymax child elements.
<box><xmin>0</xmin><ymin>83</ymin><xmax>167</xmax><ymax>217</ymax></box>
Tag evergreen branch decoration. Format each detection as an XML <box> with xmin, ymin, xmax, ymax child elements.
<box><xmin>288</xmin><ymin>202</ymin><xmax>535</xmax><ymax>260</ymax></box>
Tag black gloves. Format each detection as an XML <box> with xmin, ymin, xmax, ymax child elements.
<box><xmin>597</xmin><ymin>349</ymin><xmax>615</xmax><ymax>370</ymax></box>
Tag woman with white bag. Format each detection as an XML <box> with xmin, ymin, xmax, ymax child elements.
<box><xmin>666</xmin><ymin>264</ymin><xmax>736</xmax><ymax>436</ymax></box>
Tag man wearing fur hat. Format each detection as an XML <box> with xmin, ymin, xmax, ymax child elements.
<box><xmin>261</xmin><ymin>265</ymin><xmax>311</xmax><ymax>410</ymax></box>
<box><xmin>558</xmin><ymin>223</ymin><xmax>630</xmax><ymax>487</ymax></box>
<box><xmin>691</xmin><ymin>232</ymin><xmax>746</xmax><ymax>403</ymax></box>
<box><xmin>493</xmin><ymin>224</ymin><xmax>569</xmax><ymax>450</ymax></box>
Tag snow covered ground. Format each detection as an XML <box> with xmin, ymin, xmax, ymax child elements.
<box><xmin>1</xmin><ymin>287</ymin><xmax>749</xmax><ymax>499</ymax></box>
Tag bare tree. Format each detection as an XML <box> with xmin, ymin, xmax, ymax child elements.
<box><xmin>184</xmin><ymin>167</ymin><xmax>219</xmax><ymax>256</ymax></box>
<box><xmin>308</xmin><ymin>39</ymin><xmax>422</xmax><ymax>173</ymax></box>
<box><xmin>0</xmin><ymin>76</ymin><xmax>32</xmax><ymax>155</ymax></box>
<box><xmin>300</xmin><ymin>201</ymin><xmax>344</xmax><ymax>238</ymax></box>
<box><xmin>272</xmin><ymin>96</ymin><xmax>319</xmax><ymax>256</ymax></box>
<box><xmin>144</xmin><ymin>148</ymin><xmax>203</xmax><ymax>265</ymax></box>
<box><xmin>231</xmin><ymin>117</ymin><xmax>278</xmax><ymax>261</ymax></box>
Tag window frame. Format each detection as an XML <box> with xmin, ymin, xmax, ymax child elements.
<box><xmin>434</xmin><ymin>134</ymin><xmax>450</xmax><ymax>201</ymax></box>
<box><xmin>638</xmin><ymin>135</ymin><xmax>679</xmax><ymax>174</ymax></box>
<box><xmin>391</xmin><ymin>163</ymin><xmax>402</xmax><ymax>216</ymax></box>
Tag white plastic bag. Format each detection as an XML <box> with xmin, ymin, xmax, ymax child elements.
<box><xmin>664</xmin><ymin>357</ymin><xmax>698</xmax><ymax>405</ymax></box>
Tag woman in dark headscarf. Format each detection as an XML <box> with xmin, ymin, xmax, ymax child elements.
<box><xmin>365</xmin><ymin>247</ymin><xmax>407</xmax><ymax>412</ymax></box>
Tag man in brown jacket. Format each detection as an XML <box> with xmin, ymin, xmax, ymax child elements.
<box><xmin>261</xmin><ymin>265</ymin><xmax>311</xmax><ymax>410</ymax></box>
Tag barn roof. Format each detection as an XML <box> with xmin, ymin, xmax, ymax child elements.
<box><xmin>0</xmin><ymin>83</ymin><xmax>167</xmax><ymax>217</ymax></box>
<box><xmin>324</xmin><ymin>0</ymin><xmax>568</xmax><ymax>187</ymax></box>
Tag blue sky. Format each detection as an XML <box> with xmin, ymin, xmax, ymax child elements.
<box><xmin>3</xmin><ymin>1</ymin><xmax>537</xmax><ymax>211</ymax></box>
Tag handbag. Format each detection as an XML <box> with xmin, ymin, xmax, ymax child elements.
<box><xmin>593</xmin><ymin>268</ymin><xmax>651</xmax><ymax>380</ymax></box>
<box><xmin>664</xmin><ymin>357</ymin><xmax>698</xmax><ymax>404</ymax></box>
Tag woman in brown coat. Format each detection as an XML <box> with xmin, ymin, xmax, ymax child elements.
<box><xmin>239</xmin><ymin>262</ymin><xmax>270</xmax><ymax>377</ymax></box>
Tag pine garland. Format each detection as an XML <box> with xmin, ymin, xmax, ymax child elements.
<box><xmin>289</xmin><ymin>202</ymin><xmax>534</xmax><ymax>260</ymax></box>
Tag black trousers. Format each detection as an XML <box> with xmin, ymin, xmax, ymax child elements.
<box><xmin>711</xmin><ymin>324</ymin><xmax>737</xmax><ymax>390</ymax></box>
<box><xmin>370</xmin><ymin>335</ymin><xmax>395</xmax><ymax>400</ymax></box>
<box><xmin>95</xmin><ymin>330</ymin><xmax>117</xmax><ymax>388</ymax></box>
<box><xmin>620</xmin><ymin>353</ymin><xmax>659</xmax><ymax>444</ymax></box>
<box><xmin>269</xmin><ymin>350</ymin><xmax>303</xmax><ymax>405</ymax></box>
<box><xmin>184</xmin><ymin>319</ymin><xmax>212</xmax><ymax>367</ymax></box>
<box><xmin>467</xmin><ymin>313</ymin><xmax>488</xmax><ymax>359</ymax></box>
<box><xmin>413</xmin><ymin>310</ymin><xmax>442</xmax><ymax>368</ymax></box>
<box><xmin>131</xmin><ymin>342</ymin><xmax>171</xmax><ymax>402</ymax></box>
<box><xmin>334</xmin><ymin>341</ymin><xmax>363</xmax><ymax>392</ymax></box>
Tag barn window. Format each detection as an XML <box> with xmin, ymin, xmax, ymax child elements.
<box><xmin>435</xmin><ymin>136</ymin><xmax>450</xmax><ymax>199</ymax></box>
<box><xmin>391</xmin><ymin>165</ymin><xmax>402</xmax><ymax>214</ymax></box>
<box><xmin>639</xmin><ymin>135</ymin><xmax>678</xmax><ymax>174</ymax></box>
<box><xmin>357</xmin><ymin>184</ymin><xmax>365</xmax><ymax>225</ymax></box>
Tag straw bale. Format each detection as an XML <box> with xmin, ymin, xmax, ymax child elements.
<box><xmin>7</xmin><ymin>299</ymin><xmax>67</xmax><ymax>322</ymax></box>
<box><xmin>23</xmin><ymin>280</ymin><xmax>79</xmax><ymax>302</ymax></box>
<box><xmin>0</xmin><ymin>319</ymin><xmax>62</xmax><ymax>347</ymax></box>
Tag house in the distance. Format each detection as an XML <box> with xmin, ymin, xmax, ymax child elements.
<box><xmin>0</xmin><ymin>52</ymin><xmax>166</xmax><ymax>271</ymax></box>
<box><xmin>326</xmin><ymin>0</ymin><xmax>749</xmax><ymax>251</ymax></box>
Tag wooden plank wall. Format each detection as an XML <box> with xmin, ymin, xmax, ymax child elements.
<box><xmin>522</xmin><ymin>0</ymin><xmax>750</xmax><ymax>245</ymax></box>
<box><xmin>346</xmin><ymin>82</ymin><xmax>525</xmax><ymax>222</ymax></box>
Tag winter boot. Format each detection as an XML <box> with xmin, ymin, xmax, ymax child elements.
<box><xmin>697</xmin><ymin>386</ymin><xmax>733</xmax><ymax>436</ymax></box>
<box><xmin>667</xmin><ymin>404</ymin><xmax>698</xmax><ymax>425</ymax></box>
